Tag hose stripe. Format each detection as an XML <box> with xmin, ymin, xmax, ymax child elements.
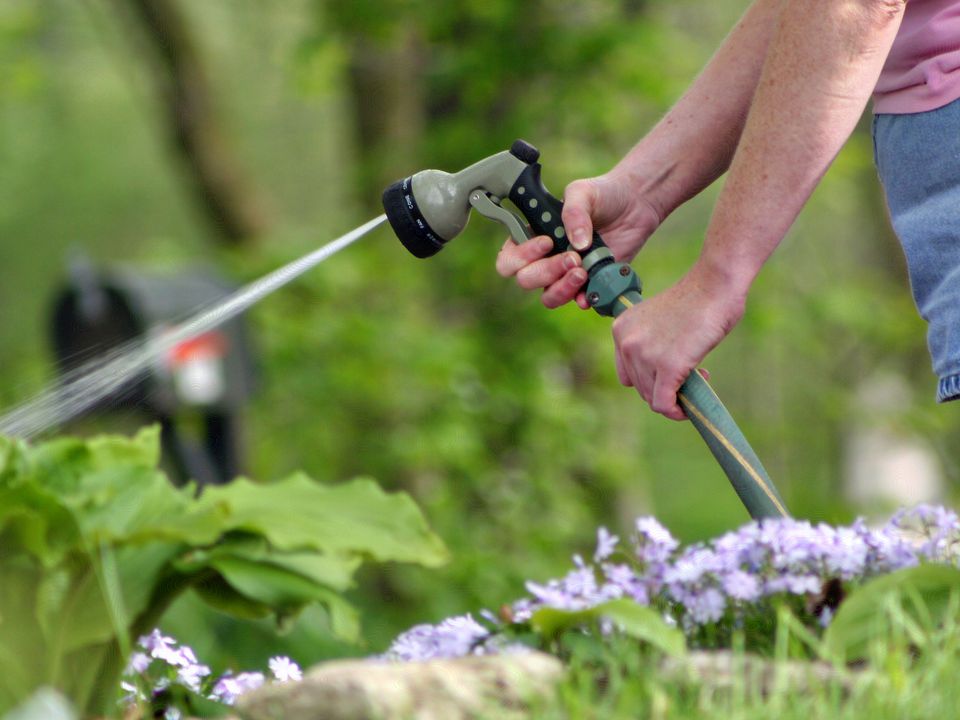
<box><xmin>678</xmin><ymin>392</ymin><xmax>789</xmax><ymax>518</ymax></box>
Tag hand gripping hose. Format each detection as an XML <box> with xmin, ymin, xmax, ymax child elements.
<box><xmin>383</xmin><ymin>140</ymin><xmax>789</xmax><ymax>520</ymax></box>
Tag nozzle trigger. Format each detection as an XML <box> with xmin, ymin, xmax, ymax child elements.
<box><xmin>468</xmin><ymin>190</ymin><xmax>531</xmax><ymax>245</ymax></box>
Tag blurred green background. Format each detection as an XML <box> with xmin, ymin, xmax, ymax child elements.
<box><xmin>1</xmin><ymin>0</ymin><xmax>957</xmax><ymax>675</ymax></box>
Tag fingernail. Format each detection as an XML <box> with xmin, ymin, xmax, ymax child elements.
<box><xmin>572</xmin><ymin>228</ymin><xmax>589</xmax><ymax>251</ymax></box>
<box><xmin>538</xmin><ymin>236</ymin><xmax>554</xmax><ymax>253</ymax></box>
<box><xmin>572</xmin><ymin>268</ymin><xmax>587</xmax><ymax>283</ymax></box>
<box><xmin>563</xmin><ymin>253</ymin><xmax>579</xmax><ymax>270</ymax></box>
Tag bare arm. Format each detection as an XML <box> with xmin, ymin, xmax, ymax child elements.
<box><xmin>499</xmin><ymin>0</ymin><xmax>785</xmax><ymax>308</ymax></box>
<box><xmin>600</xmin><ymin>0</ymin><xmax>786</xmax><ymax>231</ymax></box>
<box><xmin>614</xmin><ymin>0</ymin><xmax>907</xmax><ymax>419</ymax></box>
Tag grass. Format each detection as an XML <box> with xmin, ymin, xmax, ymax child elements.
<box><xmin>534</xmin><ymin>608</ymin><xmax>960</xmax><ymax>719</ymax></box>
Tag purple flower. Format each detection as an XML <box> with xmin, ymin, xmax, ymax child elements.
<box><xmin>124</xmin><ymin>652</ymin><xmax>151</xmax><ymax>676</ymax></box>
<box><xmin>384</xmin><ymin>614</ymin><xmax>489</xmax><ymax>662</ymax></box>
<box><xmin>685</xmin><ymin>588</ymin><xmax>726</xmax><ymax>624</ymax></box>
<box><xmin>176</xmin><ymin>662</ymin><xmax>211</xmax><ymax>693</ymax></box>
<box><xmin>120</xmin><ymin>680</ymin><xmax>142</xmax><ymax>704</ymax></box>
<box><xmin>379</xmin><ymin>505</ymin><xmax>960</xmax><ymax>659</ymax></box>
<box><xmin>210</xmin><ymin>672</ymin><xmax>265</xmax><ymax>705</ymax></box>
<box><xmin>525</xmin><ymin>580</ymin><xmax>585</xmax><ymax>610</ymax></box>
<box><xmin>138</xmin><ymin>629</ymin><xmax>180</xmax><ymax>665</ymax></box>
<box><xmin>891</xmin><ymin>505</ymin><xmax>960</xmax><ymax>560</ymax></box>
<box><xmin>269</xmin><ymin>656</ymin><xmax>302</xmax><ymax>683</ymax></box>
<box><xmin>634</xmin><ymin>517</ymin><xmax>679</xmax><ymax>563</ymax></box>
<box><xmin>561</xmin><ymin>566</ymin><xmax>599</xmax><ymax>599</ymax></box>
<box><xmin>594</xmin><ymin>527</ymin><xmax>619</xmax><ymax>562</ymax></box>
<box><xmin>722</xmin><ymin>570</ymin><xmax>760</xmax><ymax>602</ymax></box>
<box><xmin>602</xmin><ymin>563</ymin><xmax>648</xmax><ymax>605</ymax></box>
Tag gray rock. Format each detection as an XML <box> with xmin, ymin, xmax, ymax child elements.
<box><xmin>236</xmin><ymin>652</ymin><xmax>563</xmax><ymax>720</ymax></box>
<box><xmin>3</xmin><ymin>688</ymin><xmax>76</xmax><ymax>720</ymax></box>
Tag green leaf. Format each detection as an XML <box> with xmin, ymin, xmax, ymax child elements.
<box><xmin>312</xmin><ymin>586</ymin><xmax>361</xmax><ymax>642</ymax></box>
<box><xmin>0</xmin><ymin>429</ymin><xmax>445</xmax><ymax>711</ymax></box>
<box><xmin>174</xmin><ymin>535</ymin><xmax>361</xmax><ymax>592</ymax></box>
<box><xmin>824</xmin><ymin>564</ymin><xmax>960</xmax><ymax>661</ymax></box>
<box><xmin>193</xmin><ymin>474</ymin><xmax>449</xmax><ymax>566</ymax></box>
<box><xmin>55</xmin><ymin>542</ymin><xmax>180</xmax><ymax>652</ymax></box>
<box><xmin>211</xmin><ymin>555</ymin><xmax>334</xmax><ymax>608</ymax></box>
<box><xmin>193</xmin><ymin>575</ymin><xmax>273</xmax><ymax>621</ymax></box>
<box><xmin>530</xmin><ymin>599</ymin><xmax>686</xmax><ymax>657</ymax></box>
<box><xmin>86</xmin><ymin>425</ymin><xmax>160</xmax><ymax>471</ymax></box>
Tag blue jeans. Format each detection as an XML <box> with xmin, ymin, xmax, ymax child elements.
<box><xmin>873</xmin><ymin>99</ymin><xmax>960</xmax><ymax>402</ymax></box>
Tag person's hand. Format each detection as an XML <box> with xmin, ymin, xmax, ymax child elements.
<box><xmin>496</xmin><ymin>172</ymin><xmax>663</xmax><ymax>309</ymax></box>
<box><xmin>612</xmin><ymin>263</ymin><xmax>745</xmax><ymax>420</ymax></box>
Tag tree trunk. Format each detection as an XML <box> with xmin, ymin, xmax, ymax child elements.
<box><xmin>117</xmin><ymin>0</ymin><xmax>270</xmax><ymax>245</ymax></box>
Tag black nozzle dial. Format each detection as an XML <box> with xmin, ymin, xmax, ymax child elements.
<box><xmin>510</xmin><ymin>139</ymin><xmax>540</xmax><ymax>165</ymax></box>
<box><xmin>382</xmin><ymin>176</ymin><xmax>446</xmax><ymax>258</ymax></box>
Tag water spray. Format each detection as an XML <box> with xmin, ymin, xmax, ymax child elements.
<box><xmin>382</xmin><ymin>139</ymin><xmax>788</xmax><ymax>520</ymax></box>
<box><xmin>0</xmin><ymin>215</ymin><xmax>386</xmax><ymax>439</ymax></box>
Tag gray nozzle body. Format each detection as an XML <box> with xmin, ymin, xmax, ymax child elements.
<box><xmin>383</xmin><ymin>149</ymin><xmax>528</xmax><ymax>257</ymax></box>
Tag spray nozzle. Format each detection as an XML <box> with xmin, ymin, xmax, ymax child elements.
<box><xmin>382</xmin><ymin>139</ymin><xmax>641</xmax><ymax>317</ymax></box>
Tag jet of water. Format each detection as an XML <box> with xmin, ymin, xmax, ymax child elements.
<box><xmin>0</xmin><ymin>214</ymin><xmax>387</xmax><ymax>439</ymax></box>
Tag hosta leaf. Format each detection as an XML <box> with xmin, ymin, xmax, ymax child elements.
<box><xmin>193</xmin><ymin>474</ymin><xmax>449</xmax><ymax>566</ymax></box>
<box><xmin>194</xmin><ymin>575</ymin><xmax>273</xmax><ymax>621</ymax></box>
<box><xmin>174</xmin><ymin>535</ymin><xmax>361</xmax><ymax>592</ymax></box>
<box><xmin>55</xmin><ymin>542</ymin><xmax>180</xmax><ymax>652</ymax></box>
<box><xmin>211</xmin><ymin>555</ymin><xmax>336</xmax><ymax>608</ymax></box>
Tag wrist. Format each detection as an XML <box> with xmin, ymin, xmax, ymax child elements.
<box><xmin>686</xmin><ymin>252</ymin><xmax>752</xmax><ymax>314</ymax></box>
<box><xmin>608</xmin><ymin>149</ymin><xmax>677</xmax><ymax>224</ymax></box>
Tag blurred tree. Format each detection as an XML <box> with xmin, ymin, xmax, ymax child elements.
<box><xmin>111</xmin><ymin>0</ymin><xmax>270</xmax><ymax>244</ymax></box>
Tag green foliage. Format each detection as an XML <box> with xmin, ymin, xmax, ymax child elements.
<box><xmin>548</xmin><ymin>620</ymin><xmax>960</xmax><ymax>719</ymax></box>
<box><xmin>0</xmin><ymin>427</ymin><xmax>445</xmax><ymax>715</ymax></box>
<box><xmin>824</xmin><ymin>564</ymin><xmax>960</xmax><ymax>662</ymax></box>
<box><xmin>530</xmin><ymin>599</ymin><xmax>686</xmax><ymax>658</ymax></box>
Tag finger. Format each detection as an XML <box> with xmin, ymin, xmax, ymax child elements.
<box><xmin>562</xmin><ymin>180</ymin><xmax>597</xmax><ymax>251</ymax></box>
<box><xmin>698</xmin><ymin>368</ymin><xmax>711</xmax><ymax>382</ymax></box>
<box><xmin>575</xmin><ymin>290</ymin><xmax>590</xmax><ymax>310</ymax></box>
<box><xmin>651</xmin><ymin>372</ymin><xmax>687</xmax><ymax>422</ymax></box>
<box><xmin>496</xmin><ymin>236</ymin><xmax>554</xmax><ymax>277</ymax></box>
<box><xmin>516</xmin><ymin>252</ymin><xmax>581</xmax><ymax>290</ymax></box>
<box><xmin>541</xmin><ymin>268</ymin><xmax>588</xmax><ymax>309</ymax></box>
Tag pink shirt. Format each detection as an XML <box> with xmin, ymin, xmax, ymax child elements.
<box><xmin>874</xmin><ymin>0</ymin><xmax>960</xmax><ymax>114</ymax></box>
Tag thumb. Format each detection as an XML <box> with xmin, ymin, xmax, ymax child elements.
<box><xmin>562</xmin><ymin>179</ymin><xmax>598</xmax><ymax>252</ymax></box>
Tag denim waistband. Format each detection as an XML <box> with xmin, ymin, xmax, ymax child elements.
<box><xmin>938</xmin><ymin>373</ymin><xmax>960</xmax><ymax>403</ymax></box>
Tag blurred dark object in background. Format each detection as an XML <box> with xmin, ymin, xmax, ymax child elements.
<box><xmin>50</xmin><ymin>255</ymin><xmax>257</xmax><ymax>486</ymax></box>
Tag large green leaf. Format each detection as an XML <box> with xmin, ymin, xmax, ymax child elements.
<box><xmin>531</xmin><ymin>599</ymin><xmax>686</xmax><ymax>658</ymax></box>
<box><xmin>191</xmin><ymin>473</ymin><xmax>449</xmax><ymax>566</ymax></box>
<box><xmin>175</xmin><ymin>535</ymin><xmax>361</xmax><ymax>592</ymax></box>
<box><xmin>194</xmin><ymin>575</ymin><xmax>273</xmax><ymax>621</ymax></box>
<box><xmin>824</xmin><ymin>564</ymin><xmax>960</xmax><ymax>661</ymax></box>
<box><xmin>53</xmin><ymin>543</ymin><xmax>180</xmax><ymax>653</ymax></box>
<box><xmin>0</xmin><ymin>428</ymin><xmax>446</xmax><ymax>712</ymax></box>
<box><xmin>198</xmin><ymin>556</ymin><xmax>361</xmax><ymax>640</ymax></box>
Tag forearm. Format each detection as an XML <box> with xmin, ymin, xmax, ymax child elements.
<box><xmin>696</xmin><ymin>0</ymin><xmax>906</xmax><ymax>296</ymax></box>
<box><xmin>612</xmin><ymin>0</ymin><xmax>784</xmax><ymax>220</ymax></box>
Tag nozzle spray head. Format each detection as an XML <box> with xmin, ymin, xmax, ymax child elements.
<box><xmin>382</xmin><ymin>139</ymin><xmax>641</xmax><ymax>317</ymax></box>
<box><xmin>382</xmin><ymin>140</ymin><xmax>539</xmax><ymax>257</ymax></box>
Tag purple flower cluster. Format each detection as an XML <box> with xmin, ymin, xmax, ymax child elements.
<box><xmin>382</xmin><ymin>505</ymin><xmax>960</xmax><ymax>660</ymax></box>
<box><xmin>382</xmin><ymin>614</ymin><xmax>491</xmax><ymax>661</ymax></box>
<box><xmin>121</xmin><ymin>629</ymin><xmax>302</xmax><ymax>710</ymax></box>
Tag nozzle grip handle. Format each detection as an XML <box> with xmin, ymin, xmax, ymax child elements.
<box><xmin>508</xmin><ymin>163</ymin><xmax>606</xmax><ymax>258</ymax></box>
